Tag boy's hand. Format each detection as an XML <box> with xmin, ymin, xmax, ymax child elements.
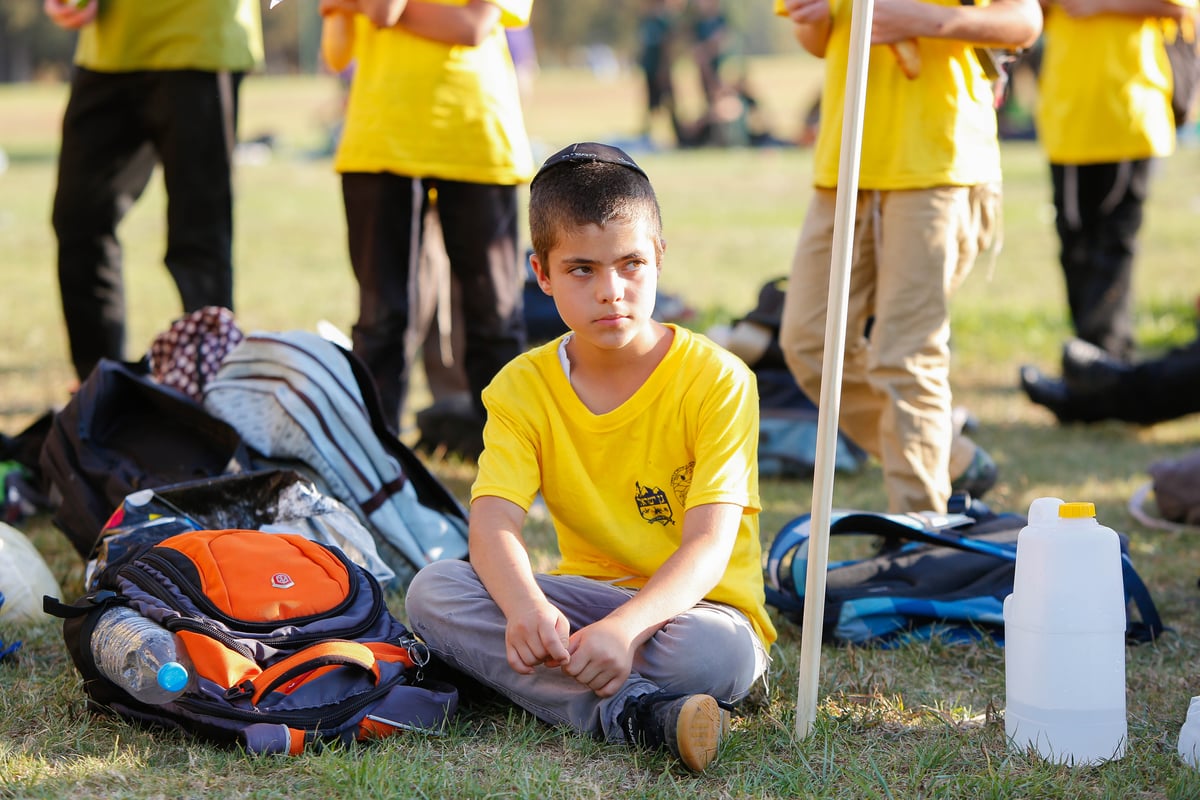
<box><xmin>780</xmin><ymin>0</ymin><xmax>832</xmax><ymax>25</ymax></box>
<box><xmin>504</xmin><ymin>601</ymin><xmax>571</xmax><ymax>674</ymax></box>
<box><xmin>318</xmin><ymin>0</ymin><xmax>359</xmax><ymax>16</ymax></box>
<box><xmin>561</xmin><ymin>618</ymin><xmax>639</xmax><ymax>698</ymax></box>
<box><xmin>44</xmin><ymin>0</ymin><xmax>96</xmax><ymax>30</ymax></box>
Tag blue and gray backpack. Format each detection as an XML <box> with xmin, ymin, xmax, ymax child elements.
<box><xmin>764</xmin><ymin>499</ymin><xmax>1164</xmax><ymax>646</ymax></box>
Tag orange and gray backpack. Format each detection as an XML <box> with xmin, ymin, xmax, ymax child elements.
<box><xmin>46</xmin><ymin>528</ymin><xmax>457</xmax><ymax>754</ymax></box>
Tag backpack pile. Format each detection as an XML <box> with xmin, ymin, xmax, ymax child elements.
<box><xmin>89</xmin><ymin>468</ymin><xmax>396</xmax><ymax>590</ymax></box>
<box><xmin>39</xmin><ymin>357</ymin><xmax>252</xmax><ymax>559</ymax></box>
<box><xmin>202</xmin><ymin>330</ymin><xmax>468</xmax><ymax>585</ymax></box>
<box><xmin>764</xmin><ymin>497</ymin><xmax>1165</xmax><ymax>646</ymax></box>
<box><xmin>37</xmin><ymin>311</ymin><xmax>468</xmax><ymax>586</ymax></box>
<box><xmin>46</xmin><ymin>528</ymin><xmax>457</xmax><ymax>754</ymax></box>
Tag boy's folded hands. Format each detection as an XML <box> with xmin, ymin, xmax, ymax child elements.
<box><xmin>504</xmin><ymin>601</ymin><xmax>571</xmax><ymax>675</ymax></box>
<box><xmin>505</xmin><ymin>603</ymin><xmax>640</xmax><ymax>698</ymax></box>
<box><xmin>563</xmin><ymin>618</ymin><xmax>639</xmax><ymax>698</ymax></box>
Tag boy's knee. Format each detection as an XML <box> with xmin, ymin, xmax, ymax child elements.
<box><xmin>683</xmin><ymin>636</ymin><xmax>758</xmax><ymax>696</ymax></box>
<box><xmin>405</xmin><ymin>558</ymin><xmax>478</xmax><ymax>625</ymax></box>
<box><xmin>652</xmin><ymin>610</ymin><xmax>761</xmax><ymax>698</ymax></box>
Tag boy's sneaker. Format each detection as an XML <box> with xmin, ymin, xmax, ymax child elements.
<box><xmin>950</xmin><ymin>444</ymin><xmax>998</xmax><ymax>499</ymax></box>
<box><xmin>618</xmin><ymin>691</ymin><xmax>731</xmax><ymax>772</ymax></box>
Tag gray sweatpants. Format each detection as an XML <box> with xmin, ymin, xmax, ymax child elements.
<box><xmin>405</xmin><ymin>560</ymin><xmax>768</xmax><ymax>742</ymax></box>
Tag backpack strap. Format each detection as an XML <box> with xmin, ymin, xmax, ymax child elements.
<box><xmin>1120</xmin><ymin>554</ymin><xmax>1166</xmax><ymax>643</ymax></box>
<box><xmin>764</xmin><ymin>508</ymin><xmax>1018</xmax><ymax>595</ymax></box>
<box><xmin>825</xmin><ymin>511</ymin><xmax>1020</xmax><ymax>561</ymax></box>
<box><xmin>250</xmin><ymin>641</ymin><xmax>382</xmax><ymax>703</ymax></box>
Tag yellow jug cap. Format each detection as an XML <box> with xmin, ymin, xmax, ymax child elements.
<box><xmin>1058</xmin><ymin>502</ymin><xmax>1096</xmax><ymax>519</ymax></box>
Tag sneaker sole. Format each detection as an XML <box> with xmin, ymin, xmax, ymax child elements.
<box><xmin>670</xmin><ymin>695</ymin><xmax>729</xmax><ymax>772</ymax></box>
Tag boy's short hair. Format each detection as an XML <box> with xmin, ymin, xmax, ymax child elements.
<box><xmin>529</xmin><ymin>142</ymin><xmax>664</xmax><ymax>265</ymax></box>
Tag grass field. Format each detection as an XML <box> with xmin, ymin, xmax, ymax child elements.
<box><xmin>3</xmin><ymin>54</ymin><xmax>1200</xmax><ymax>798</ymax></box>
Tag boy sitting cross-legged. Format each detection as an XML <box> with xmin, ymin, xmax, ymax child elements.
<box><xmin>405</xmin><ymin>142</ymin><xmax>776</xmax><ymax>772</ymax></box>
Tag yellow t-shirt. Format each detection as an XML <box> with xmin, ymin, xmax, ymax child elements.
<box><xmin>75</xmin><ymin>0</ymin><xmax>263</xmax><ymax>73</ymax></box>
<box><xmin>334</xmin><ymin>0</ymin><xmax>535</xmax><ymax>185</ymax></box>
<box><xmin>1036</xmin><ymin>3</ymin><xmax>1193</xmax><ymax>163</ymax></box>
<box><xmin>776</xmin><ymin>0</ymin><xmax>1001</xmax><ymax>189</ymax></box>
<box><xmin>473</xmin><ymin>325</ymin><xmax>777</xmax><ymax>648</ymax></box>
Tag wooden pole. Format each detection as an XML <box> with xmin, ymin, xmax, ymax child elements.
<box><xmin>794</xmin><ymin>0</ymin><xmax>876</xmax><ymax>740</ymax></box>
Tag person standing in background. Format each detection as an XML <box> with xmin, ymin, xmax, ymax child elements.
<box><xmin>319</xmin><ymin>0</ymin><xmax>533</xmax><ymax>445</ymax></box>
<box><xmin>42</xmin><ymin>0</ymin><xmax>263</xmax><ymax>382</ymax></box>
<box><xmin>774</xmin><ymin>0</ymin><xmax>1041</xmax><ymax>514</ymax></box>
<box><xmin>1036</xmin><ymin>0</ymin><xmax>1197</xmax><ymax>364</ymax></box>
<box><xmin>691</xmin><ymin>0</ymin><xmax>731</xmax><ymax>109</ymax></box>
<box><xmin>637</xmin><ymin>0</ymin><xmax>685</xmax><ymax>145</ymax></box>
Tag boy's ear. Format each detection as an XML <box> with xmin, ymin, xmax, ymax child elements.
<box><xmin>530</xmin><ymin>253</ymin><xmax>553</xmax><ymax>295</ymax></box>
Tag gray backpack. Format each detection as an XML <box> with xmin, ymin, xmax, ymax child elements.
<box><xmin>203</xmin><ymin>331</ymin><xmax>468</xmax><ymax>585</ymax></box>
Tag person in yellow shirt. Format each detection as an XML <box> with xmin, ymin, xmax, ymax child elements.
<box><xmin>1036</xmin><ymin>0</ymin><xmax>1196</xmax><ymax>363</ymax></box>
<box><xmin>318</xmin><ymin>0</ymin><xmax>534</xmax><ymax>441</ymax></box>
<box><xmin>405</xmin><ymin>143</ymin><xmax>775</xmax><ymax>773</ymax></box>
<box><xmin>774</xmin><ymin>0</ymin><xmax>1042</xmax><ymax>514</ymax></box>
<box><xmin>42</xmin><ymin>0</ymin><xmax>263</xmax><ymax>381</ymax></box>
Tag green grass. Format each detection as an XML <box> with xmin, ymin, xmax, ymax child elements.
<box><xmin>5</xmin><ymin>57</ymin><xmax>1200</xmax><ymax>798</ymax></box>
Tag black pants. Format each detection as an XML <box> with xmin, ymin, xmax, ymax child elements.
<box><xmin>341</xmin><ymin>173</ymin><xmax>525</xmax><ymax>429</ymax></box>
<box><xmin>1066</xmin><ymin>337</ymin><xmax>1200</xmax><ymax>425</ymax></box>
<box><xmin>1051</xmin><ymin>159</ymin><xmax>1151</xmax><ymax>363</ymax></box>
<box><xmin>52</xmin><ymin>67</ymin><xmax>241</xmax><ymax>380</ymax></box>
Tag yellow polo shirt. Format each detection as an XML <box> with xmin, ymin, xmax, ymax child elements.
<box><xmin>334</xmin><ymin>0</ymin><xmax>535</xmax><ymax>185</ymax></box>
<box><xmin>473</xmin><ymin>325</ymin><xmax>777</xmax><ymax>648</ymax></box>
<box><xmin>75</xmin><ymin>0</ymin><xmax>262</xmax><ymax>73</ymax></box>
<box><xmin>1036</xmin><ymin>2</ymin><xmax>1195</xmax><ymax>163</ymax></box>
<box><xmin>776</xmin><ymin>0</ymin><xmax>1002</xmax><ymax>189</ymax></box>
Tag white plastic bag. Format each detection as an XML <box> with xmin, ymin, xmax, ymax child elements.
<box><xmin>0</xmin><ymin>522</ymin><xmax>62</xmax><ymax>626</ymax></box>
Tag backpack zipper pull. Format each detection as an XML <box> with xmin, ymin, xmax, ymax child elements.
<box><xmin>224</xmin><ymin>680</ymin><xmax>255</xmax><ymax>701</ymax></box>
<box><xmin>400</xmin><ymin>633</ymin><xmax>430</xmax><ymax>667</ymax></box>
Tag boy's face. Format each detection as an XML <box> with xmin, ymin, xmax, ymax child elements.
<box><xmin>531</xmin><ymin>216</ymin><xmax>662</xmax><ymax>354</ymax></box>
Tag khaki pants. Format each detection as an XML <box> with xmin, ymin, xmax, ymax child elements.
<box><xmin>779</xmin><ymin>185</ymin><xmax>999</xmax><ymax>512</ymax></box>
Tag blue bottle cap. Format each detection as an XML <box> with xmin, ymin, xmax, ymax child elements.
<box><xmin>157</xmin><ymin>661</ymin><xmax>190</xmax><ymax>694</ymax></box>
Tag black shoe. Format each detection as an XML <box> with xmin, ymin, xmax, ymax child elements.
<box><xmin>618</xmin><ymin>691</ymin><xmax>731</xmax><ymax>772</ymax></box>
<box><xmin>1019</xmin><ymin>365</ymin><xmax>1079</xmax><ymax>423</ymax></box>
<box><xmin>1060</xmin><ymin>338</ymin><xmax>1131</xmax><ymax>395</ymax></box>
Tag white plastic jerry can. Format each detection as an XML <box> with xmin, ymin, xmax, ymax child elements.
<box><xmin>1004</xmin><ymin>497</ymin><xmax>1127</xmax><ymax>765</ymax></box>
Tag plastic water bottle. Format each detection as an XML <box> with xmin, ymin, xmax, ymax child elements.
<box><xmin>1004</xmin><ymin>498</ymin><xmax>1127</xmax><ymax>765</ymax></box>
<box><xmin>1179</xmin><ymin>696</ymin><xmax>1200</xmax><ymax>767</ymax></box>
<box><xmin>90</xmin><ymin>606</ymin><xmax>192</xmax><ymax>704</ymax></box>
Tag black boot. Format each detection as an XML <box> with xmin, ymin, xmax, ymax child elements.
<box><xmin>1061</xmin><ymin>338</ymin><xmax>1132</xmax><ymax>395</ymax></box>
<box><xmin>1019</xmin><ymin>365</ymin><xmax>1081</xmax><ymax>423</ymax></box>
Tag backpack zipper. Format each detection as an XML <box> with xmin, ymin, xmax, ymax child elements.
<box><xmin>174</xmin><ymin>667</ymin><xmax>411</xmax><ymax>728</ymax></box>
<box><xmin>120</xmin><ymin>547</ymin><xmax>385</xmax><ymax>647</ymax></box>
